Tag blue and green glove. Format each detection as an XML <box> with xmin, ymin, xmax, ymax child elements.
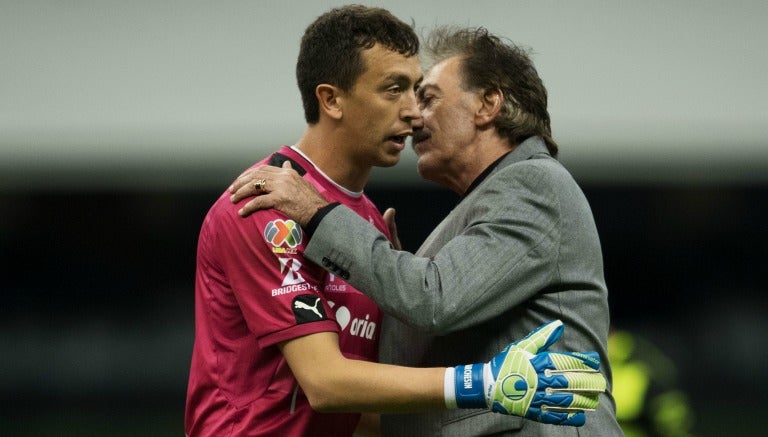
<box><xmin>445</xmin><ymin>320</ymin><xmax>606</xmax><ymax>426</ymax></box>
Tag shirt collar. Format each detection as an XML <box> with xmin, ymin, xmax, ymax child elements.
<box><xmin>461</xmin><ymin>136</ymin><xmax>552</xmax><ymax>198</ymax></box>
<box><xmin>462</xmin><ymin>151</ymin><xmax>511</xmax><ymax>198</ymax></box>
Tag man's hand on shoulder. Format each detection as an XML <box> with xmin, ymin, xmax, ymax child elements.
<box><xmin>229</xmin><ymin>161</ymin><xmax>329</xmax><ymax>226</ymax></box>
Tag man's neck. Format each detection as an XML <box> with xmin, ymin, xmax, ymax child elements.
<box><xmin>294</xmin><ymin>127</ymin><xmax>371</xmax><ymax>193</ymax></box>
<box><xmin>452</xmin><ymin>134</ymin><xmax>516</xmax><ymax>196</ymax></box>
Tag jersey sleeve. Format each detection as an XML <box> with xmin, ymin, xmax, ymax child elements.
<box><xmin>211</xmin><ymin>199</ymin><xmax>340</xmax><ymax>348</ymax></box>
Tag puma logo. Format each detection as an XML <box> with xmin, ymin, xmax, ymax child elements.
<box><xmin>292</xmin><ymin>295</ymin><xmax>327</xmax><ymax>324</ymax></box>
<box><xmin>294</xmin><ymin>297</ymin><xmax>323</xmax><ymax>319</ymax></box>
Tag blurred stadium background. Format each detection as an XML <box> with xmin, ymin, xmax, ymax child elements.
<box><xmin>2</xmin><ymin>1</ymin><xmax>766</xmax><ymax>435</ymax></box>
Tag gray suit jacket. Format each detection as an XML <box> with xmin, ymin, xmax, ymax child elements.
<box><xmin>306</xmin><ymin>137</ymin><xmax>623</xmax><ymax>436</ymax></box>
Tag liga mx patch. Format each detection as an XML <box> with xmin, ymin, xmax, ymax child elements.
<box><xmin>264</xmin><ymin>219</ymin><xmax>302</xmax><ymax>254</ymax></box>
<box><xmin>292</xmin><ymin>295</ymin><xmax>327</xmax><ymax>324</ymax></box>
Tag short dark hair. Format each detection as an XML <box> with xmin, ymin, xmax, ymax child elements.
<box><xmin>296</xmin><ymin>5</ymin><xmax>419</xmax><ymax>123</ymax></box>
<box><xmin>423</xmin><ymin>27</ymin><xmax>558</xmax><ymax>157</ymax></box>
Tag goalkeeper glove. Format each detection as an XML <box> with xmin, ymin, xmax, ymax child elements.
<box><xmin>445</xmin><ymin>320</ymin><xmax>606</xmax><ymax>426</ymax></box>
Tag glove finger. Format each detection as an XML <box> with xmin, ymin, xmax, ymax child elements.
<box><xmin>541</xmin><ymin>392</ymin><xmax>601</xmax><ymax>411</ymax></box>
<box><xmin>569</xmin><ymin>392</ymin><xmax>601</xmax><ymax>410</ymax></box>
<box><xmin>561</xmin><ymin>371</ymin><xmax>606</xmax><ymax>393</ymax></box>
<box><xmin>540</xmin><ymin>370</ymin><xmax>606</xmax><ymax>391</ymax></box>
<box><xmin>548</xmin><ymin>411</ymin><xmax>586</xmax><ymax>427</ymax></box>
<box><xmin>512</xmin><ymin>320</ymin><xmax>564</xmax><ymax>354</ymax></box>
<box><xmin>531</xmin><ymin>351</ymin><xmax>601</xmax><ymax>373</ymax></box>
<box><xmin>526</xmin><ymin>408</ymin><xmax>586</xmax><ymax>426</ymax></box>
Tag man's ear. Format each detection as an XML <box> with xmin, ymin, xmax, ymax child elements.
<box><xmin>316</xmin><ymin>84</ymin><xmax>343</xmax><ymax>120</ymax></box>
<box><xmin>476</xmin><ymin>88</ymin><xmax>503</xmax><ymax>127</ymax></box>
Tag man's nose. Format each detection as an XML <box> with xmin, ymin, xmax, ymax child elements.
<box><xmin>402</xmin><ymin>90</ymin><xmax>422</xmax><ymax>122</ymax></box>
<box><xmin>411</xmin><ymin>116</ymin><xmax>424</xmax><ymax>129</ymax></box>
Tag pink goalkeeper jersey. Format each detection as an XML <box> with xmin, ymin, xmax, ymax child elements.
<box><xmin>185</xmin><ymin>146</ymin><xmax>389</xmax><ymax>437</ymax></box>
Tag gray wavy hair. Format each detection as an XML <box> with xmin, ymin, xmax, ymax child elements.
<box><xmin>422</xmin><ymin>26</ymin><xmax>558</xmax><ymax>156</ymax></box>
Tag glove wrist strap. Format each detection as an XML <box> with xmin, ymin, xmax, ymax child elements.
<box><xmin>452</xmin><ymin>364</ymin><xmax>488</xmax><ymax>409</ymax></box>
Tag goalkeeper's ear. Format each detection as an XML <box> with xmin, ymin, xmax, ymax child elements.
<box><xmin>514</xmin><ymin>320</ymin><xmax>564</xmax><ymax>354</ymax></box>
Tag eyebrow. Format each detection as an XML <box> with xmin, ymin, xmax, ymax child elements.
<box><xmin>383</xmin><ymin>72</ymin><xmax>422</xmax><ymax>88</ymax></box>
<box><xmin>416</xmin><ymin>83</ymin><xmax>438</xmax><ymax>100</ymax></box>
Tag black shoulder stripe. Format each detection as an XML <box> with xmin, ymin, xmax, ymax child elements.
<box><xmin>268</xmin><ymin>153</ymin><xmax>307</xmax><ymax>176</ymax></box>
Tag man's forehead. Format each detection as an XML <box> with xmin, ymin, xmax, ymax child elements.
<box><xmin>362</xmin><ymin>44</ymin><xmax>422</xmax><ymax>75</ymax></box>
<box><xmin>423</xmin><ymin>55</ymin><xmax>469</xmax><ymax>90</ymax></box>
<box><xmin>424</xmin><ymin>56</ymin><xmax>460</xmax><ymax>81</ymax></box>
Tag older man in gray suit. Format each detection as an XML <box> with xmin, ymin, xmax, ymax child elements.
<box><xmin>232</xmin><ymin>26</ymin><xmax>623</xmax><ymax>436</ymax></box>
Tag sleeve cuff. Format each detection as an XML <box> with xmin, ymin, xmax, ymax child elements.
<box><xmin>305</xmin><ymin>202</ymin><xmax>341</xmax><ymax>237</ymax></box>
<box><xmin>444</xmin><ymin>367</ymin><xmax>458</xmax><ymax>409</ymax></box>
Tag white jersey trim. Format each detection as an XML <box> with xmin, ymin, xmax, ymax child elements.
<box><xmin>289</xmin><ymin>145</ymin><xmax>364</xmax><ymax>198</ymax></box>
